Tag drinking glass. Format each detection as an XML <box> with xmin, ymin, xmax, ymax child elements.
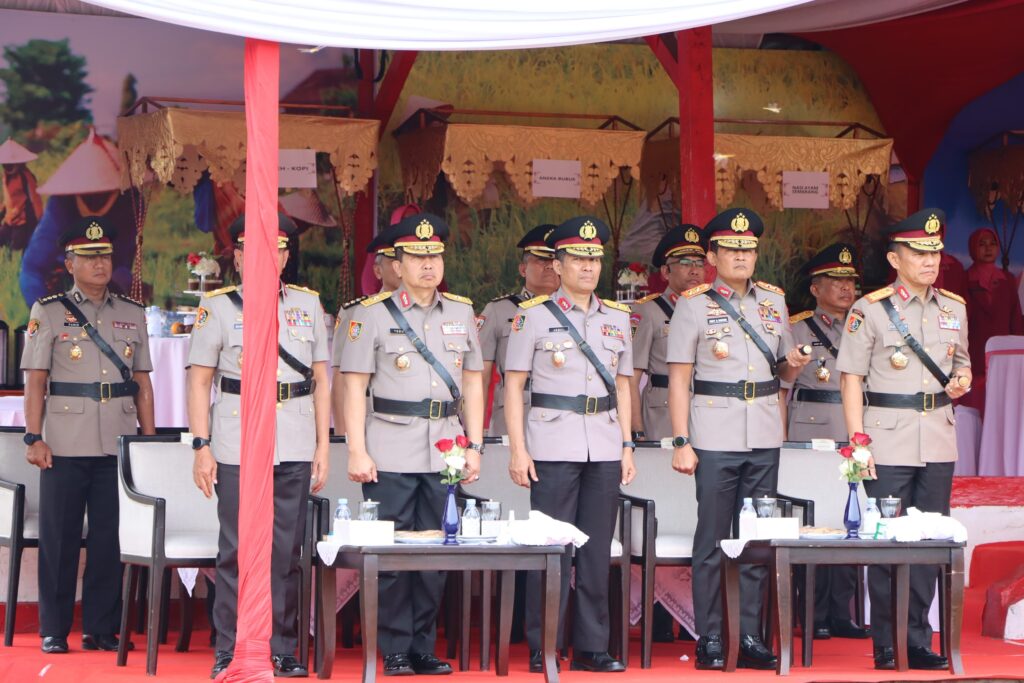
<box><xmin>879</xmin><ymin>496</ymin><xmax>902</xmax><ymax>519</ymax></box>
<box><xmin>358</xmin><ymin>500</ymin><xmax>380</xmax><ymax>521</ymax></box>
<box><xmin>481</xmin><ymin>501</ymin><xmax>501</xmax><ymax>522</ymax></box>
<box><xmin>755</xmin><ymin>497</ymin><xmax>777</xmax><ymax>519</ymax></box>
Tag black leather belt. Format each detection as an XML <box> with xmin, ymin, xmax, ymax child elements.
<box><xmin>650</xmin><ymin>374</ymin><xmax>669</xmax><ymax>388</ymax></box>
<box><xmin>866</xmin><ymin>391</ymin><xmax>951</xmax><ymax>411</ymax></box>
<box><xmin>692</xmin><ymin>378</ymin><xmax>780</xmax><ymax>400</ymax></box>
<box><xmin>220</xmin><ymin>377</ymin><xmax>313</xmax><ymax>401</ymax></box>
<box><xmin>373</xmin><ymin>396</ymin><xmax>461</xmax><ymax>419</ymax></box>
<box><xmin>793</xmin><ymin>387</ymin><xmax>843</xmax><ymax>404</ymax></box>
<box><xmin>531</xmin><ymin>392</ymin><xmax>616</xmax><ymax>415</ymax></box>
<box><xmin>49</xmin><ymin>380</ymin><xmax>139</xmax><ymax>402</ymax></box>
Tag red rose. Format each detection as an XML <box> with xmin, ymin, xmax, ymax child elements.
<box><xmin>839</xmin><ymin>446</ymin><xmax>854</xmax><ymax>459</ymax></box>
<box><xmin>455</xmin><ymin>434</ymin><xmax>469</xmax><ymax>449</ymax></box>
<box><xmin>434</xmin><ymin>438</ymin><xmax>454</xmax><ymax>453</ymax></box>
<box><xmin>851</xmin><ymin>432</ymin><xmax>872</xmax><ymax>447</ymax></box>
<box><xmin>628</xmin><ymin>262</ymin><xmax>645</xmax><ymax>274</ymax></box>
<box><xmin>187</xmin><ymin>253</ymin><xmax>201</xmax><ymax>266</ymax></box>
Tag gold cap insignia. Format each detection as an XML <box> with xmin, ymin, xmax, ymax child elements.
<box><xmin>544</xmin><ymin>228</ymin><xmax>554</xmax><ymax>241</ymax></box>
<box><xmin>579</xmin><ymin>221</ymin><xmax>598</xmax><ymax>240</ymax></box>
<box><xmin>839</xmin><ymin>247</ymin><xmax>853</xmax><ymax>264</ymax></box>
<box><xmin>924</xmin><ymin>214</ymin><xmax>941</xmax><ymax>235</ymax></box>
<box><xmin>85</xmin><ymin>222</ymin><xmax>104</xmax><ymax>241</ymax></box>
<box><xmin>415</xmin><ymin>219</ymin><xmax>434</xmax><ymax>240</ymax></box>
<box><xmin>730</xmin><ymin>213</ymin><xmax>750</xmax><ymax>232</ymax></box>
<box><xmin>685</xmin><ymin>227</ymin><xmax>700</xmax><ymax>243</ymax></box>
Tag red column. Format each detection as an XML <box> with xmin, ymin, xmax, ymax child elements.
<box><xmin>225</xmin><ymin>38</ymin><xmax>279</xmax><ymax>681</ymax></box>
<box><xmin>675</xmin><ymin>28</ymin><xmax>716</xmax><ymax>225</ymax></box>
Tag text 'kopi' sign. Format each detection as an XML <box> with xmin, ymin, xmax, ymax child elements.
<box><xmin>782</xmin><ymin>171</ymin><xmax>829</xmax><ymax>209</ymax></box>
<box><xmin>279</xmin><ymin>149</ymin><xmax>317</xmax><ymax>188</ymax></box>
<box><xmin>532</xmin><ymin>159</ymin><xmax>581</xmax><ymax>199</ymax></box>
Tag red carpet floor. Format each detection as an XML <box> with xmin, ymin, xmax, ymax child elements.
<box><xmin>1</xmin><ymin>589</ymin><xmax>1022</xmax><ymax>682</ymax></box>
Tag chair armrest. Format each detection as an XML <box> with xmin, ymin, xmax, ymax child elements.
<box><xmin>776</xmin><ymin>492</ymin><xmax>815</xmax><ymax>526</ymax></box>
<box><xmin>619</xmin><ymin>492</ymin><xmax>656</xmax><ymax>559</ymax></box>
<box><xmin>0</xmin><ymin>478</ymin><xmax>23</xmax><ymax>493</ymax></box>
<box><xmin>0</xmin><ymin>479</ymin><xmax>24</xmax><ymax>542</ymax></box>
<box><xmin>614</xmin><ymin>495</ymin><xmax>631</xmax><ymax>561</ymax></box>
<box><xmin>309</xmin><ymin>494</ymin><xmax>331</xmax><ymax>542</ymax></box>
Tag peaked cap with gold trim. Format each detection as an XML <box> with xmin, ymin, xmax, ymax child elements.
<box><xmin>393</xmin><ymin>212</ymin><xmax>448</xmax><ymax>255</ymax></box>
<box><xmin>703</xmin><ymin>208</ymin><xmax>763</xmax><ymax>250</ymax></box>
<box><xmin>653</xmin><ymin>223</ymin><xmax>705</xmax><ymax>267</ymax></box>
<box><xmin>802</xmin><ymin>242</ymin><xmax>859</xmax><ymax>279</ymax></box>
<box><xmin>884</xmin><ymin>208</ymin><xmax>945</xmax><ymax>252</ymax></box>
<box><xmin>61</xmin><ymin>215</ymin><xmax>116</xmax><ymax>256</ymax></box>
<box><xmin>545</xmin><ymin>215</ymin><xmax>610</xmax><ymax>257</ymax></box>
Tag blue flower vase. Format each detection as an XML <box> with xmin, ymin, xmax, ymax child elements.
<box><xmin>442</xmin><ymin>484</ymin><xmax>460</xmax><ymax>545</ymax></box>
<box><xmin>843</xmin><ymin>482</ymin><xmax>861</xmax><ymax>539</ymax></box>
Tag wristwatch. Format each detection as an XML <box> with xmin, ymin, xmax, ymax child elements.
<box><xmin>467</xmin><ymin>441</ymin><xmax>484</xmax><ymax>453</ymax></box>
<box><xmin>672</xmin><ymin>435</ymin><xmax>690</xmax><ymax>448</ymax></box>
<box><xmin>23</xmin><ymin>432</ymin><xmax>42</xmax><ymax>446</ymax></box>
<box><xmin>192</xmin><ymin>436</ymin><xmax>212</xmax><ymax>451</ymax></box>
<box><xmin>631</xmin><ymin>430</ymin><xmax>646</xmax><ymax>441</ymax></box>
<box><xmin>622</xmin><ymin>440</ymin><xmax>637</xmax><ymax>449</ymax></box>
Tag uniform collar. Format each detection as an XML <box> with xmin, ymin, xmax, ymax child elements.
<box><xmin>892</xmin><ymin>278</ymin><xmax>935</xmax><ymax>304</ymax></box>
<box><xmin>68</xmin><ymin>285</ymin><xmax>113</xmax><ymax>308</ymax></box>
<box><xmin>814</xmin><ymin>306</ymin><xmax>844</xmax><ymax>328</ymax></box>
<box><xmin>394</xmin><ymin>284</ymin><xmax>441</xmax><ymax>311</ymax></box>
<box><xmin>551</xmin><ymin>286</ymin><xmax>602</xmax><ymax>315</ymax></box>
<box><xmin>711</xmin><ymin>277</ymin><xmax>753</xmax><ymax>301</ymax></box>
<box><xmin>662</xmin><ymin>287</ymin><xmax>681</xmax><ymax>305</ymax></box>
<box><xmin>519</xmin><ymin>286</ymin><xmax>534</xmax><ymax>300</ymax></box>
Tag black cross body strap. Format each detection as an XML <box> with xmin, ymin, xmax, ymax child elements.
<box><xmin>880</xmin><ymin>298</ymin><xmax>950</xmax><ymax>386</ymax></box>
<box><xmin>382</xmin><ymin>297</ymin><xmax>461</xmax><ymax>401</ymax></box>
<box><xmin>541</xmin><ymin>300</ymin><xmax>618</xmax><ymax>396</ymax></box>
<box><xmin>226</xmin><ymin>290</ymin><xmax>313</xmax><ymax>381</ymax></box>
<box><xmin>58</xmin><ymin>295</ymin><xmax>133</xmax><ymax>382</ymax></box>
<box><xmin>652</xmin><ymin>295</ymin><xmax>675</xmax><ymax>321</ymax></box>
<box><xmin>703</xmin><ymin>289</ymin><xmax>778</xmax><ymax>375</ymax></box>
<box><xmin>803</xmin><ymin>317</ymin><xmax>839</xmax><ymax>359</ymax></box>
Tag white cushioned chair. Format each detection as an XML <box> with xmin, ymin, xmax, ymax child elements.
<box><xmin>116</xmin><ymin>435</ymin><xmax>219</xmax><ymax>675</ymax></box>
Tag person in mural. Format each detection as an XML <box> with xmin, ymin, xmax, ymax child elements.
<box><xmin>961</xmin><ymin>227</ymin><xmax>1024</xmax><ymax>414</ymax></box>
<box><xmin>0</xmin><ymin>137</ymin><xmax>44</xmax><ymax>250</ymax></box>
<box><xmin>278</xmin><ymin>189</ymin><xmax>338</xmax><ymax>284</ymax></box>
<box><xmin>20</xmin><ymin>130</ymin><xmax>138</xmax><ymax>306</ymax></box>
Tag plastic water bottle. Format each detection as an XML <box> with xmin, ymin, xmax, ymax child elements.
<box><xmin>862</xmin><ymin>497</ymin><xmax>881</xmax><ymax>539</ymax></box>
<box><xmin>333</xmin><ymin>498</ymin><xmax>352</xmax><ymax>535</ymax></box>
<box><xmin>462</xmin><ymin>499</ymin><xmax>481</xmax><ymax>537</ymax></box>
<box><xmin>739</xmin><ymin>497</ymin><xmax>757</xmax><ymax>540</ymax></box>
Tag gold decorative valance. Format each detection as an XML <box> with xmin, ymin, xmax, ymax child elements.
<box><xmin>117</xmin><ymin>108</ymin><xmax>379</xmax><ymax>195</ymax></box>
<box><xmin>969</xmin><ymin>145</ymin><xmax>1024</xmax><ymax>216</ymax></box>
<box><xmin>642</xmin><ymin>132</ymin><xmax>893</xmax><ymax>211</ymax></box>
<box><xmin>396</xmin><ymin>123</ymin><xmax>645</xmax><ymax>207</ymax></box>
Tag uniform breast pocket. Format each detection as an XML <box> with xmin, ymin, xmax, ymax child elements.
<box><xmin>48</xmin><ymin>395</ymin><xmax>85</xmax><ymax>415</ymax></box>
<box><xmin>228</xmin><ymin>329</ymin><xmax>244</xmax><ymax>350</ymax></box>
<box><xmin>382</xmin><ymin>337</ymin><xmax>413</xmax><ymax>372</ymax></box>
<box><xmin>601</xmin><ymin>336</ymin><xmax>624</xmax><ymax>371</ymax></box>
<box><xmin>285</xmin><ymin>327</ymin><xmax>314</xmax><ymax>365</ymax></box>
<box><xmin>442</xmin><ymin>335</ymin><xmax>467</xmax><ymax>369</ymax></box>
<box><xmin>113</xmin><ymin>330</ymin><xmax>140</xmax><ymax>365</ymax></box>
<box><xmin>882</xmin><ymin>331</ymin><xmax>905</xmax><ymax>349</ymax></box>
<box><xmin>535</xmin><ymin>335</ymin><xmax>573</xmax><ymax>369</ymax></box>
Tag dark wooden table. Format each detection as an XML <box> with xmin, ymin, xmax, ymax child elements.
<box><xmin>720</xmin><ymin>538</ymin><xmax>964</xmax><ymax>676</ymax></box>
<box><xmin>315</xmin><ymin>543</ymin><xmax>565</xmax><ymax>683</ymax></box>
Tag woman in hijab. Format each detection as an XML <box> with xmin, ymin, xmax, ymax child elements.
<box><xmin>963</xmin><ymin>227</ymin><xmax>1024</xmax><ymax>412</ymax></box>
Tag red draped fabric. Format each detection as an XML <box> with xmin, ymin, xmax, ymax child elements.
<box><xmin>221</xmin><ymin>38</ymin><xmax>279</xmax><ymax>682</ymax></box>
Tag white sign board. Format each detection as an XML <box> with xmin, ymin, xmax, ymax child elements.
<box><xmin>782</xmin><ymin>171</ymin><xmax>829</xmax><ymax>209</ymax></box>
<box><xmin>532</xmin><ymin>159</ymin><xmax>581</xmax><ymax>199</ymax></box>
<box><xmin>279</xmin><ymin>149</ymin><xmax>317</xmax><ymax>189</ymax></box>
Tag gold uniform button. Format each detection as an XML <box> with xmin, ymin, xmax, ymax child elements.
<box><xmin>276</xmin><ymin>402</ymin><xmax>283</xmax><ymax>410</ymax></box>
<box><xmin>64</xmin><ymin>405</ymin><xmax>69</xmax><ymax>411</ymax></box>
<box><xmin>277</xmin><ymin>369</ymin><xmax>282</xmax><ymax>377</ymax></box>
<box><xmin>707</xmin><ymin>400</ymin><xmax>713</xmax><ymax>406</ymax></box>
<box><xmin>541</xmin><ymin>412</ymin><xmax>547</xmax><ymax>418</ymax></box>
<box><xmin>923</xmin><ymin>380</ymin><xmax>929</xmax><ymax>386</ymax></box>
<box><xmin>587</xmin><ymin>375</ymin><xmax>593</xmax><ymax>381</ymax></box>
<box><xmin>102</xmin><ymin>369</ymin><xmax>107</xmax><ymax>375</ymax></box>
<box><xmin>875</xmin><ymin>420</ymin><xmax>880</xmax><ymax>426</ymax></box>
<box><xmin>810</xmin><ymin>417</ymin><xmax>815</xmax><ymax>421</ymax></box>
<box><xmin>748</xmin><ymin>365</ymin><xmax>754</xmax><ymax>371</ymax></box>
<box><xmin>745</xmin><ymin>334</ymin><xmax>751</xmax><ymax>340</ymax></box>
<box><xmin>232</xmin><ymin>410</ymin><xmax>238</xmax><ymax>416</ymax></box>
<box><xmin>922</xmin><ymin>318</ymin><xmax>928</xmax><ymax>323</ymax></box>
<box><xmin>398</xmin><ymin>347</ymin><xmax>404</xmax><ymax>352</ymax></box>
<box><xmin>424</xmin><ymin>324</ymin><xmax>430</xmax><ymax>331</ymax></box>
<box><xmin>432</xmin><ymin>381</ymin><xmax>438</xmax><ymax>387</ymax></box>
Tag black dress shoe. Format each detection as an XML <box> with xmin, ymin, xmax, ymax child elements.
<box><xmin>829</xmin><ymin>618</ymin><xmax>870</xmax><ymax>639</ymax></box>
<box><xmin>82</xmin><ymin>633</ymin><xmax>133</xmax><ymax>651</ymax></box>
<box><xmin>271</xmin><ymin>654</ymin><xmax>309</xmax><ymax>678</ymax></box>
<box><xmin>908</xmin><ymin>645</ymin><xmax>948</xmax><ymax>670</ymax></box>
<box><xmin>41</xmin><ymin>637</ymin><xmax>69</xmax><ymax>654</ymax></box>
<box><xmin>570</xmin><ymin>651</ymin><xmax>625</xmax><ymax>672</ymax></box>
<box><xmin>813</xmin><ymin>623</ymin><xmax>832</xmax><ymax>639</ymax></box>
<box><xmin>383</xmin><ymin>653</ymin><xmax>415</xmax><ymax>676</ymax></box>
<box><xmin>528</xmin><ymin>650</ymin><xmax>561</xmax><ymax>673</ymax></box>
<box><xmin>873</xmin><ymin>645</ymin><xmax>895</xmax><ymax>670</ymax></box>
<box><xmin>211</xmin><ymin>650</ymin><xmax>233</xmax><ymax>678</ymax></box>
<box><xmin>408</xmin><ymin>653</ymin><xmax>452</xmax><ymax>675</ymax></box>
<box><xmin>738</xmin><ymin>634</ymin><xmax>777</xmax><ymax>670</ymax></box>
<box><xmin>694</xmin><ymin>635</ymin><xmax>723</xmax><ymax>670</ymax></box>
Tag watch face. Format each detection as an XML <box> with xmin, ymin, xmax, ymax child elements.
<box><xmin>673</xmin><ymin>436</ymin><xmax>688</xmax><ymax>447</ymax></box>
<box><xmin>192</xmin><ymin>437</ymin><xmax>208</xmax><ymax>450</ymax></box>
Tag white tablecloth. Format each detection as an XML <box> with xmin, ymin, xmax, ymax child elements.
<box><xmin>978</xmin><ymin>336</ymin><xmax>1024</xmax><ymax>476</ymax></box>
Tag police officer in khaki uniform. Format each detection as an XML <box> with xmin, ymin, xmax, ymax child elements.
<box><xmin>22</xmin><ymin>216</ymin><xmax>155</xmax><ymax>654</ymax></box>
<box><xmin>783</xmin><ymin>243</ymin><xmax>870</xmax><ymax>641</ymax></box>
<box><xmin>189</xmin><ymin>214</ymin><xmax>330</xmax><ymax>678</ymax></box>
<box><xmin>666</xmin><ymin>208</ymin><xmax>811</xmax><ymax>670</ymax></box>
<box><xmin>837</xmin><ymin>209</ymin><xmax>970</xmax><ymax>670</ymax></box>
<box><xmin>478</xmin><ymin>224</ymin><xmax>560</xmax><ymax>437</ymax></box>
<box><xmin>629</xmin><ymin>224</ymin><xmax>705</xmax><ymax>442</ymax></box>
<box><xmin>340</xmin><ymin>212</ymin><xmax>484</xmax><ymax>676</ymax></box>
<box><xmin>505</xmin><ymin>216</ymin><xmax>636</xmax><ymax>674</ymax></box>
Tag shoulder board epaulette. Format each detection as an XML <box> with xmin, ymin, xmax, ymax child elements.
<box><xmin>683</xmin><ymin>283</ymin><xmax>711</xmax><ymax>299</ymax></box>
<box><xmin>755</xmin><ymin>281</ymin><xmax>785</xmax><ymax>295</ymax></box>
<box><xmin>341</xmin><ymin>295</ymin><xmax>368</xmax><ymax>310</ymax></box>
<box><xmin>442</xmin><ymin>292</ymin><xmax>473</xmax><ymax>306</ymax></box>
<box><xmin>936</xmin><ymin>287</ymin><xmax>966</xmax><ymax>305</ymax></box>
<box><xmin>38</xmin><ymin>293</ymin><xmax>62</xmax><ymax>305</ymax></box>
<box><xmin>789</xmin><ymin>310</ymin><xmax>813</xmax><ymax>324</ymax></box>
<box><xmin>602</xmin><ymin>298</ymin><xmax>631</xmax><ymax>313</ymax></box>
<box><xmin>518</xmin><ymin>295</ymin><xmax>550</xmax><ymax>309</ymax></box>
<box><xmin>866</xmin><ymin>286</ymin><xmax>894</xmax><ymax>303</ymax></box>
<box><xmin>360</xmin><ymin>291</ymin><xmax>392</xmax><ymax>307</ymax></box>
<box><xmin>203</xmin><ymin>285</ymin><xmax>238</xmax><ymax>298</ymax></box>
<box><xmin>490</xmin><ymin>292</ymin><xmax>516</xmax><ymax>303</ymax></box>
<box><xmin>114</xmin><ymin>293</ymin><xmax>144</xmax><ymax>307</ymax></box>
<box><xmin>634</xmin><ymin>292</ymin><xmax>661</xmax><ymax>305</ymax></box>
<box><xmin>285</xmin><ymin>283</ymin><xmax>319</xmax><ymax>296</ymax></box>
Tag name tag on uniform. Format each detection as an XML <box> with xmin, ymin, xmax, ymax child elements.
<box><xmin>285</xmin><ymin>308</ymin><xmax>313</xmax><ymax>327</ymax></box>
<box><xmin>442</xmin><ymin>321</ymin><xmax>467</xmax><ymax>335</ymax></box>
<box><xmin>112</xmin><ymin>321</ymin><xmax>137</xmax><ymax>330</ymax></box>
<box><xmin>389</xmin><ymin>328</ymin><xmax>405</xmax><ymax>334</ymax></box>
<box><xmin>706</xmin><ymin>315</ymin><xmax>728</xmax><ymax>325</ymax></box>
<box><xmin>601</xmin><ymin>324</ymin><xmax>624</xmax><ymax>340</ymax></box>
<box><xmin>938</xmin><ymin>312</ymin><xmax>961</xmax><ymax>330</ymax></box>
<box><xmin>548</xmin><ymin>326</ymin><xmax>568</xmax><ymax>332</ymax></box>
<box><xmin>64</xmin><ymin>311</ymin><xmax>81</xmax><ymax>327</ymax></box>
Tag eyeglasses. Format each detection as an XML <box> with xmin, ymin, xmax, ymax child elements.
<box><xmin>672</xmin><ymin>258</ymin><xmax>705</xmax><ymax>268</ymax></box>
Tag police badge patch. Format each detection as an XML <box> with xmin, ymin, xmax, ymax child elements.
<box><xmin>195</xmin><ymin>307</ymin><xmax>210</xmax><ymax>329</ymax></box>
<box><xmin>511</xmin><ymin>313</ymin><xmax>526</xmax><ymax>332</ymax></box>
<box><xmin>348</xmin><ymin>320</ymin><xmax>363</xmax><ymax>341</ymax></box>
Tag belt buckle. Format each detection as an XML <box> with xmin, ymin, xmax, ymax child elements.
<box><xmin>743</xmin><ymin>381</ymin><xmax>756</xmax><ymax>402</ymax></box>
<box><xmin>99</xmin><ymin>382</ymin><xmax>112</xmax><ymax>403</ymax></box>
<box><xmin>922</xmin><ymin>392</ymin><xmax>935</xmax><ymax>412</ymax></box>
<box><xmin>585</xmin><ymin>396</ymin><xmax>599</xmax><ymax>415</ymax></box>
<box><xmin>428</xmin><ymin>399</ymin><xmax>443</xmax><ymax>420</ymax></box>
<box><xmin>278</xmin><ymin>383</ymin><xmax>291</xmax><ymax>402</ymax></box>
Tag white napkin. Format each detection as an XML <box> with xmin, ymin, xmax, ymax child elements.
<box><xmin>720</xmin><ymin>539</ymin><xmax>748</xmax><ymax>559</ymax></box>
<box><xmin>508</xmin><ymin>510</ymin><xmax>589</xmax><ymax>548</ymax></box>
<box><xmin>878</xmin><ymin>507</ymin><xmax>968</xmax><ymax>543</ymax></box>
